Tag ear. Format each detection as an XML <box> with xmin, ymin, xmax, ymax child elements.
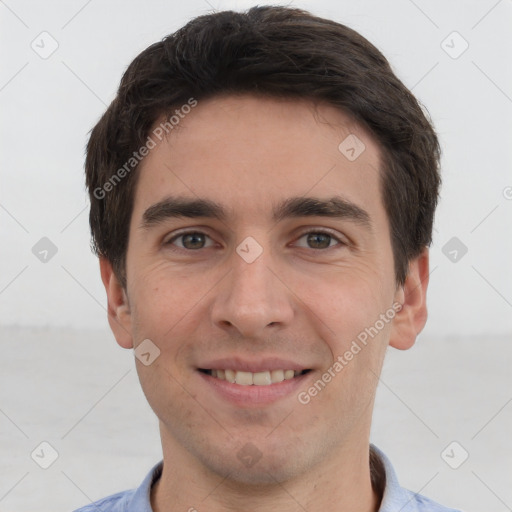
<box><xmin>388</xmin><ymin>248</ymin><xmax>430</xmax><ymax>350</ymax></box>
<box><xmin>99</xmin><ymin>257</ymin><xmax>133</xmax><ymax>349</ymax></box>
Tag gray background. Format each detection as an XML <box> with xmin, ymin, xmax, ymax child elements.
<box><xmin>0</xmin><ymin>0</ymin><xmax>511</xmax><ymax>511</ymax></box>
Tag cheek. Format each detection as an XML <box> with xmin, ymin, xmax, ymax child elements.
<box><xmin>127</xmin><ymin>259</ymin><xmax>223</xmax><ymax>348</ymax></box>
<box><xmin>301</xmin><ymin>272</ymin><xmax>392</xmax><ymax>398</ymax></box>
<box><xmin>128</xmin><ymin>262</ymin><xmax>187</xmax><ymax>336</ymax></box>
<box><xmin>298</xmin><ymin>264</ymin><xmax>391</xmax><ymax>342</ymax></box>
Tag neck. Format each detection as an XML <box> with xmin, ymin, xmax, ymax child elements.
<box><xmin>151</xmin><ymin>434</ymin><xmax>383</xmax><ymax>512</ymax></box>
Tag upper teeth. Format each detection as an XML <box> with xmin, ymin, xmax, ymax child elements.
<box><xmin>209</xmin><ymin>369</ymin><xmax>302</xmax><ymax>385</ymax></box>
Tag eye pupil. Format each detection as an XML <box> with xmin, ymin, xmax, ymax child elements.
<box><xmin>182</xmin><ymin>233</ymin><xmax>205</xmax><ymax>249</ymax></box>
<box><xmin>307</xmin><ymin>233</ymin><xmax>331</xmax><ymax>249</ymax></box>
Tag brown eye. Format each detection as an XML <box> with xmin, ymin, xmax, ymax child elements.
<box><xmin>295</xmin><ymin>230</ymin><xmax>344</xmax><ymax>250</ymax></box>
<box><xmin>166</xmin><ymin>232</ymin><xmax>214</xmax><ymax>250</ymax></box>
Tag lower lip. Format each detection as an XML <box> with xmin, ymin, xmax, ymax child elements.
<box><xmin>197</xmin><ymin>370</ymin><xmax>312</xmax><ymax>406</ymax></box>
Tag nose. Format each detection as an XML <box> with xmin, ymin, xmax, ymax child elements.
<box><xmin>211</xmin><ymin>243</ymin><xmax>294</xmax><ymax>339</ymax></box>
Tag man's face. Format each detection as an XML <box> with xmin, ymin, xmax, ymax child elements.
<box><xmin>107</xmin><ymin>95</ymin><xmax>418</xmax><ymax>483</ymax></box>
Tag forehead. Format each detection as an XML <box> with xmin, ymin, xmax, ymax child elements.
<box><xmin>131</xmin><ymin>94</ymin><xmax>386</xmax><ymax>228</ymax></box>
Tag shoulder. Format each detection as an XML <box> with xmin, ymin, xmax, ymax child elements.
<box><xmin>72</xmin><ymin>489</ymin><xmax>135</xmax><ymax>512</ymax></box>
<box><xmin>71</xmin><ymin>460</ymin><xmax>163</xmax><ymax>512</ymax></box>
<box><xmin>402</xmin><ymin>488</ymin><xmax>463</xmax><ymax>511</ymax></box>
<box><xmin>370</xmin><ymin>444</ymin><xmax>463</xmax><ymax>512</ymax></box>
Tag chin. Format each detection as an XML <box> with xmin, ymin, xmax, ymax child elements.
<box><xmin>207</xmin><ymin>455</ymin><xmax>303</xmax><ymax>486</ymax></box>
<box><xmin>196</xmin><ymin>436</ymin><xmax>315</xmax><ymax>486</ymax></box>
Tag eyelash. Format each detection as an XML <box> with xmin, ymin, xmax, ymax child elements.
<box><xmin>164</xmin><ymin>228</ymin><xmax>347</xmax><ymax>252</ymax></box>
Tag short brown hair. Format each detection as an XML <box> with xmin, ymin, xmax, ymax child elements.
<box><xmin>85</xmin><ymin>5</ymin><xmax>441</xmax><ymax>288</ymax></box>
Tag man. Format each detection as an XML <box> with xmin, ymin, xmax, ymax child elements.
<box><xmin>75</xmin><ymin>5</ymin><xmax>461</xmax><ymax>511</ymax></box>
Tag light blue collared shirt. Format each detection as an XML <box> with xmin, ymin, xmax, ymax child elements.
<box><xmin>73</xmin><ymin>444</ymin><xmax>462</xmax><ymax>511</ymax></box>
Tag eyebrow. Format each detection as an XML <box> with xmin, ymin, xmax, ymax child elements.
<box><xmin>141</xmin><ymin>195</ymin><xmax>372</xmax><ymax>230</ymax></box>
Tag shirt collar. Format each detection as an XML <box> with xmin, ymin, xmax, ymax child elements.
<box><xmin>370</xmin><ymin>443</ymin><xmax>423</xmax><ymax>511</ymax></box>
<box><xmin>128</xmin><ymin>459</ymin><xmax>162</xmax><ymax>512</ymax></box>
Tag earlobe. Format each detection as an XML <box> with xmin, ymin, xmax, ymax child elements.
<box><xmin>388</xmin><ymin>249</ymin><xmax>430</xmax><ymax>351</ymax></box>
<box><xmin>99</xmin><ymin>257</ymin><xmax>134</xmax><ymax>349</ymax></box>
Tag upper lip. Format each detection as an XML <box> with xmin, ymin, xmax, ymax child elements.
<box><xmin>197</xmin><ymin>357</ymin><xmax>311</xmax><ymax>373</ymax></box>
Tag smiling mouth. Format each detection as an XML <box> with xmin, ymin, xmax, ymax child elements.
<box><xmin>198</xmin><ymin>368</ymin><xmax>311</xmax><ymax>385</ymax></box>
